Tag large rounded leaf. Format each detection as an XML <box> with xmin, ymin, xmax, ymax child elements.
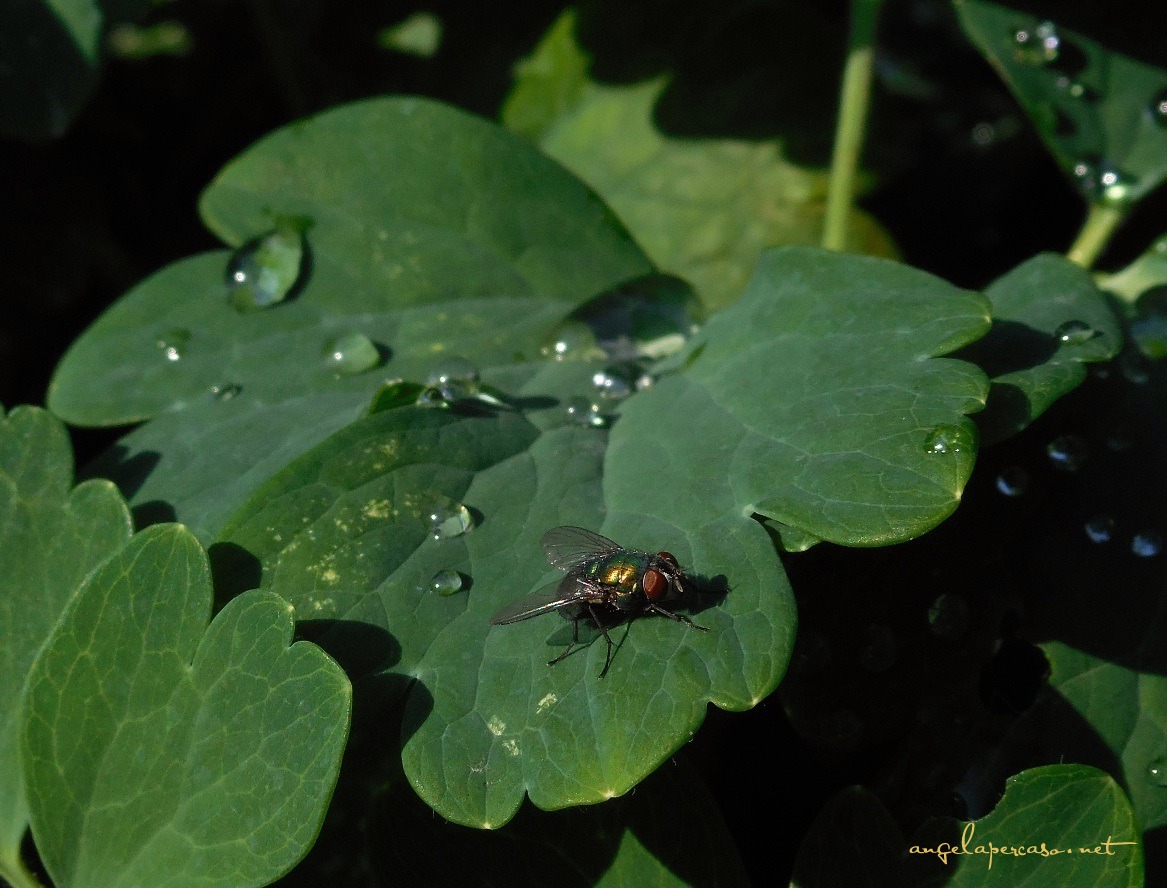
<box><xmin>47</xmin><ymin>96</ymin><xmax>653</xmax><ymax>538</ymax></box>
<box><xmin>217</xmin><ymin>357</ymin><xmax>794</xmax><ymax>829</ymax></box>
<box><xmin>21</xmin><ymin>524</ymin><xmax>351</xmax><ymax>888</ymax></box>
<box><xmin>613</xmin><ymin>247</ymin><xmax>992</xmax><ymax>547</ymax></box>
<box><xmin>0</xmin><ymin>406</ymin><xmax>131</xmax><ymax>887</ymax></box>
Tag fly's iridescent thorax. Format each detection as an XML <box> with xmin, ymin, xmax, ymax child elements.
<box><xmin>583</xmin><ymin>551</ymin><xmax>651</xmax><ymax>610</ymax></box>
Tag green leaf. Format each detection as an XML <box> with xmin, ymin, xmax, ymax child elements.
<box><xmin>1041</xmin><ymin>644</ymin><xmax>1166</xmax><ymax>833</ymax></box>
<box><xmin>21</xmin><ymin>524</ymin><xmax>351</xmax><ymax>888</ymax></box>
<box><xmin>955</xmin><ymin>0</ymin><xmax>1167</xmax><ymax>208</ymax></box>
<box><xmin>47</xmin><ymin>96</ymin><xmax>652</xmax><ymax>537</ymax></box>
<box><xmin>502</xmin><ymin>9</ymin><xmax>896</xmax><ymax>312</ymax></box>
<box><xmin>962</xmin><ymin>254</ymin><xmax>1122</xmax><ymax>444</ymax></box>
<box><xmin>790</xmin><ymin>786</ymin><xmax>904</xmax><ymax>888</ymax></box>
<box><xmin>615</xmin><ymin>246</ymin><xmax>992</xmax><ymax>547</ymax></box>
<box><xmin>217</xmin><ymin>356</ymin><xmax>793</xmax><ymax>828</ymax></box>
<box><xmin>0</xmin><ymin>0</ymin><xmax>102</xmax><ymax>140</ymax></box>
<box><xmin>0</xmin><ymin>405</ymin><xmax>132</xmax><ymax>886</ymax></box>
<box><xmin>370</xmin><ymin>757</ymin><xmax>749</xmax><ymax>888</ymax></box>
<box><xmin>907</xmin><ymin>765</ymin><xmax>1144</xmax><ymax>887</ymax></box>
<box><xmin>1100</xmin><ymin>236</ymin><xmax>1167</xmax><ymax>307</ymax></box>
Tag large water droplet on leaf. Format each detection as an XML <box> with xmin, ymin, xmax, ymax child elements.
<box><xmin>428</xmin><ymin>497</ymin><xmax>473</xmax><ymax>540</ymax></box>
<box><xmin>323</xmin><ymin>332</ymin><xmax>381</xmax><ymax>376</ymax></box>
<box><xmin>226</xmin><ymin>223</ymin><xmax>305</xmax><ymax>312</ymax></box>
<box><xmin>429</xmin><ymin>568</ymin><xmax>464</xmax><ymax>596</ymax></box>
<box><xmin>1055</xmin><ymin>319</ymin><xmax>1097</xmax><ymax>345</ymax></box>
<box><xmin>1047</xmin><ymin>434</ymin><xmax>1086</xmax><ymax>471</ymax></box>
<box><xmin>924</xmin><ymin>424</ymin><xmax>970</xmax><ymax>455</ymax></box>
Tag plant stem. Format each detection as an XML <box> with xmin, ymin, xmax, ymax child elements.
<box><xmin>1</xmin><ymin>854</ymin><xmax>47</xmax><ymax>888</ymax></box>
<box><xmin>822</xmin><ymin>0</ymin><xmax>884</xmax><ymax>252</ymax></box>
<box><xmin>1066</xmin><ymin>202</ymin><xmax>1127</xmax><ymax>269</ymax></box>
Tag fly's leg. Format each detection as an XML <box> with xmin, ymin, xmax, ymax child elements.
<box><xmin>646</xmin><ymin>603</ymin><xmax>709</xmax><ymax>631</ymax></box>
<box><xmin>588</xmin><ymin>603</ymin><xmax>617</xmax><ymax>677</ymax></box>
<box><xmin>548</xmin><ymin>614</ymin><xmax>582</xmax><ymax>666</ymax></box>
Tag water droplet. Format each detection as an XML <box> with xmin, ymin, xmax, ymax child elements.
<box><xmin>429</xmin><ymin>569</ymin><xmax>464</xmax><ymax>596</ymax></box>
<box><xmin>635</xmin><ymin>373</ymin><xmax>654</xmax><ymax>391</ymax></box>
<box><xmin>1046</xmin><ymin>434</ymin><xmax>1087</xmax><ymax>471</ymax></box>
<box><xmin>1083</xmin><ymin>515</ymin><xmax>1115</xmax><ymax>544</ymax></box>
<box><xmin>928</xmin><ymin>593</ymin><xmax>971</xmax><ymax>640</ymax></box>
<box><xmin>226</xmin><ymin>224</ymin><xmax>305</xmax><ymax>312</ymax></box>
<box><xmin>858</xmin><ymin>624</ymin><xmax>897</xmax><ymax>672</ymax></box>
<box><xmin>924</xmin><ymin>424</ymin><xmax>970</xmax><ymax>455</ymax></box>
<box><xmin>155</xmin><ymin>328</ymin><xmax>190</xmax><ymax>362</ymax></box>
<box><xmin>541</xmin><ymin>325</ymin><xmax>592</xmax><ymax>361</ymax></box>
<box><xmin>1054</xmin><ymin>319</ymin><xmax>1097</xmax><ymax>345</ymax></box>
<box><xmin>426</xmin><ymin>357</ymin><xmax>480</xmax><ymax>388</ymax></box>
<box><xmin>323</xmin><ymin>332</ymin><xmax>381</xmax><ymax>376</ymax></box>
<box><xmin>1151</xmin><ymin>88</ymin><xmax>1167</xmax><ymax>126</ymax></box>
<box><xmin>1148</xmin><ymin>757</ymin><xmax>1167</xmax><ymax>785</ymax></box>
<box><xmin>1131</xmin><ymin>530</ymin><xmax>1163</xmax><ymax>558</ymax></box>
<box><xmin>427</xmin><ymin>498</ymin><xmax>474</xmax><ymax>539</ymax></box>
<box><xmin>995</xmin><ymin>467</ymin><xmax>1030</xmax><ymax>497</ymax></box>
<box><xmin>565</xmin><ymin>396</ymin><xmax>607</xmax><ymax>427</ymax></box>
<box><xmin>1012</xmin><ymin>20</ymin><xmax>1059</xmax><ymax>65</ymax></box>
<box><xmin>210</xmin><ymin>383</ymin><xmax>242</xmax><ymax>402</ymax></box>
<box><xmin>592</xmin><ymin>369</ymin><xmax>632</xmax><ymax>400</ymax></box>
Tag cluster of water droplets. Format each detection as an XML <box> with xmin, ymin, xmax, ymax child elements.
<box><xmin>924</xmin><ymin>424</ymin><xmax>972</xmax><ymax>456</ymax></box>
<box><xmin>1011</xmin><ymin>20</ymin><xmax>1061</xmax><ymax>65</ymax></box>
<box><xmin>155</xmin><ymin>328</ymin><xmax>189</xmax><ymax>363</ymax></box>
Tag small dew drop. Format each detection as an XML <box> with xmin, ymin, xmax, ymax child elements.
<box><xmin>924</xmin><ymin>424</ymin><xmax>969</xmax><ymax>455</ymax></box>
<box><xmin>226</xmin><ymin>224</ymin><xmax>305</xmax><ymax>312</ymax></box>
<box><xmin>429</xmin><ymin>569</ymin><xmax>464</xmax><ymax>596</ymax></box>
<box><xmin>426</xmin><ymin>357</ymin><xmax>480</xmax><ymax>388</ymax></box>
<box><xmin>1046</xmin><ymin>434</ymin><xmax>1087</xmax><ymax>471</ymax></box>
<box><xmin>858</xmin><ymin>624</ymin><xmax>897</xmax><ymax>673</ymax></box>
<box><xmin>323</xmin><ymin>332</ymin><xmax>381</xmax><ymax>376</ymax></box>
<box><xmin>427</xmin><ymin>498</ymin><xmax>474</xmax><ymax>540</ymax></box>
<box><xmin>995</xmin><ymin>466</ymin><xmax>1030</xmax><ymax>497</ymax></box>
<box><xmin>1152</xmin><ymin>88</ymin><xmax>1167</xmax><ymax>126</ymax></box>
<box><xmin>1131</xmin><ymin>530</ymin><xmax>1163</xmax><ymax>559</ymax></box>
<box><xmin>592</xmin><ymin>369</ymin><xmax>633</xmax><ymax>401</ymax></box>
<box><xmin>1148</xmin><ymin>757</ymin><xmax>1167</xmax><ymax>786</ymax></box>
<box><xmin>928</xmin><ymin>593</ymin><xmax>971</xmax><ymax>641</ymax></box>
<box><xmin>155</xmin><ymin>328</ymin><xmax>190</xmax><ymax>362</ymax></box>
<box><xmin>635</xmin><ymin>373</ymin><xmax>654</xmax><ymax>391</ymax></box>
<box><xmin>210</xmin><ymin>383</ymin><xmax>242</xmax><ymax>402</ymax></box>
<box><xmin>565</xmin><ymin>396</ymin><xmax>608</xmax><ymax>428</ymax></box>
<box><xmin>1012</xmin><ymin>20</ymin><xmax>1059</xmax><ymax>65</ymax></box>
<box><xmin>1054</xmin><ymin>319</ymin><xmax>1097</xmax><ymax>345</ymax></box>
<box><xmin>1083</xmin><ymin>515</ymin><xmax>1115</xmax><ymax>544</ymax></box>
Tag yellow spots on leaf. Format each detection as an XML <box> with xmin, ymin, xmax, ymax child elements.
<box><xmin>535</xmin><ymin>693</ymin><xmax>557</xmax><ymax>714</ymax></box>
<box><xmin>502</xmin><ymin>738</ymin><xmax>520</xmax><ymax>757</ymax></box>
<box><xmin>320</xmin><ymin>569</ymin><xmax>340</xmax><ymax>584</ymax></box>
<box><xmin>487</xmin><ymin>716</ymin><xmax>506</xmax><ymax>736</ymax></box>
<box><xmin>362</xmin><ymin>498</ymin><xmax>392</xmax><ymax>519</ymax></box>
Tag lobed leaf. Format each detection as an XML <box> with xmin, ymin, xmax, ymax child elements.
<box><xmin>46</xmin><ymin>97</ymin><xmax>652</xmax><ymax>538</ymax></box>
<box><xmin>955</xmin><ymin>0</ymin><xmax>1167</xmax><ymax>208</ymax></box>
<box><xmin>21</xmin><ymin>524</ymin><xmax>351</xmax><ymax>888</ymax></box>
<box><xmin>962</xmin><ymin>253</ymin><xmax>1122</xmax><ymax>444</ymax></box>
<box><xmin>0</xmin><ymin>405</ymin><xmax>132</xmax><ymax>886</ymax></box>
<box><xmin>502</xmin><ymin>9</ymin><xmax>895</xmax><ymax>313</ymax></box>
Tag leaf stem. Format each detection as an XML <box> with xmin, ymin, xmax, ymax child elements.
<box><xmin>1</xmin><ymin>853</ymin><xmax>48</xmax><ymax>888</ymax></box>
<box><xmin>1066</xmin><ymin>202</ymin><xmax>1127</xmax><ymax>269</ymax></box>
<box><xmin>822</xmin><ymin>0</ymin><xmax>884</xmax><ymax>252</ymax></box>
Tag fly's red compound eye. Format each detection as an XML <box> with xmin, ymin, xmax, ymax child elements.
<box><xmin>642</xmin><ymin>568</ymin><xmax>668</xmax><ymax>601</ymax></box>
<box><xmin>656</xmin><ymin>551</ymin><xmax>679</xmax><ymax>569</ymax></box>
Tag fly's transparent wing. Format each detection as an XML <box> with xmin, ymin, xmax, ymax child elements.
<box><xmin>540</xmin><ymin>525</ymin><xmax>623</xmax><ymax>570</ymax></box>
<box><xmin>490</xmin><ymin>576</ymin><xmax>591</xmax><ymax>625</ymax></box>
